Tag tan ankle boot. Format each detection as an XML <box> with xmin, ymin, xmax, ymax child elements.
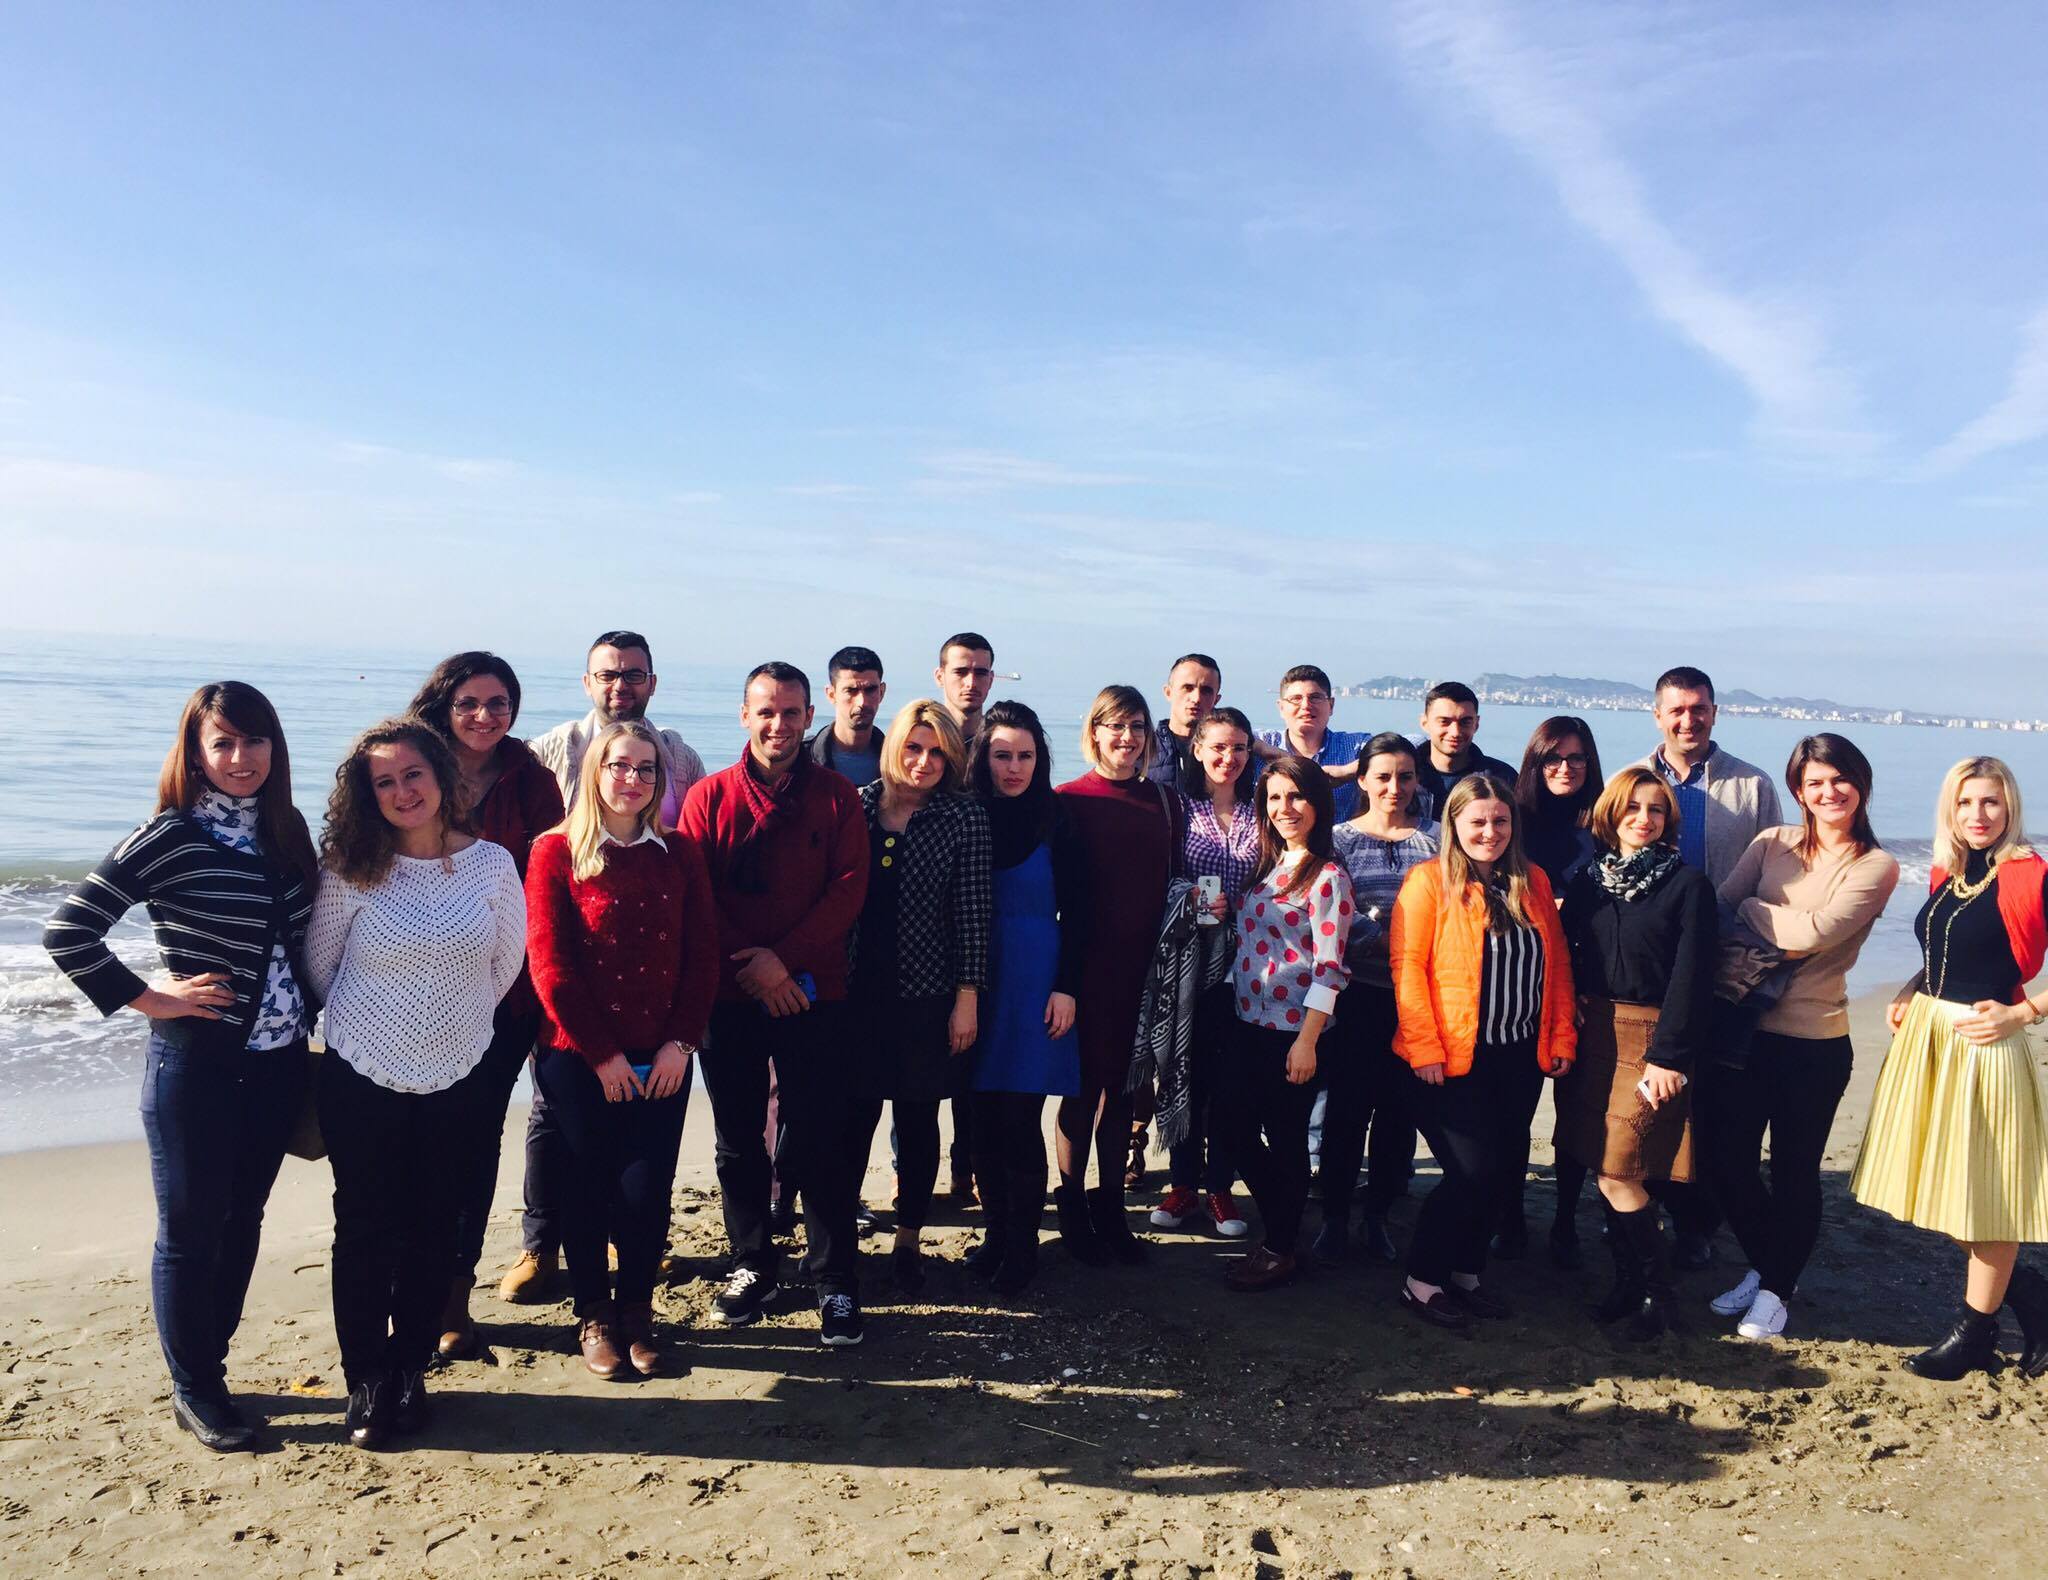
<box><xmin>498</xmin><ymin>1248</ymin><xmax>557</xmax><ymax>1304</ymax></box>
<box><xmin>577</xmin><ymin>1302</ymin><xmax>626</xmax><ymax>1380</ymax></box>
<box><xmin>620</xmin><ymin>1301</ymin><xmax>664</xmax><ymax>1377</ymax></box>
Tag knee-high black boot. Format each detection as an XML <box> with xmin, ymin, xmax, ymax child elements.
<box><xmin>1591</xmin><ymin>1201</ymin><xmax>1648</xmax><ymax>1324</ymax></box>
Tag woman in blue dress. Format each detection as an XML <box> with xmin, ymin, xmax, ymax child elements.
<box><xmin>964</xmin><ymin>701</ymin><xmax>1084</xmax><ymax>1297</ymax></box>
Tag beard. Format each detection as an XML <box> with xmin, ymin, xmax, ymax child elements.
<box><xmin>597</xmin><ymin>698</ymin><xmax>648</xmax><ymax>724</ymax></box>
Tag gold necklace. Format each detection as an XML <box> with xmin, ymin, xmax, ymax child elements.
<box><xmin>1928</xmin><ymin>872</ymin><xmax>1993</xmax><ymax>1001</ymax></box>
<box><xmin>1946</xmin><ymin>862</ymin><xmax>1997</xmax><ymax>902</ymax></box>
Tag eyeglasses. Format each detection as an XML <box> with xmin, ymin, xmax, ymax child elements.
<box><xmin>1280</xmin><ymin>694</ymin><xmax>1331</xmax><ymax>710</ymax></box>
<box><xmin>591</xmin><ymin>669</ymin><xmax>651</xmax><ymax>687</ymax></box>
<box><xmin>1098</xmin><ymin>721</ymin><xmax>1149</xmax><ymax>737</ymax></box>
<box><xmin>452</xmin><ymin>697</ymin><xmax>514</xmax><ymax>718</ymax></box>
<box><xmin>603</xmin><ymin>761</ymin><xmax>659</xmax><ymax>783</ymax></box>
<box><xmin>1542</xmin><ymin>752</ymin><xmax>1589</xmax><ymax>769</ymax></box>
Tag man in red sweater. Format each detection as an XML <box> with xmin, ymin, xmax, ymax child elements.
<box><xmin>677</xmin><ymin>662</ymin><xmax>872</xmax><ymax>1345</ymax></box>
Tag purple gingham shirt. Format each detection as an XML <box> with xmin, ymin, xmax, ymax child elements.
<box><xmin>1181</xmin><ymin>794</ymin><xmax>1261</xmax><ymax>912</ymax></box>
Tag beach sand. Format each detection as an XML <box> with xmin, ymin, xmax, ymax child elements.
<box><xmin>4</xmin><ymin>986</ymin><xmax>2046</xmax><ymax>1578</ymax></box>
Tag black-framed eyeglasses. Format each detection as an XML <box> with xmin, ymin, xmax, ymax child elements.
<box><xmin>452</xmin><ymin>697</ymin><xmax>514</xmax><ymax>718</ymax></box>
<box><xmin>591</xmin><ymin>668</ymin><xmax>651</xmax><ymax>687</ymax></box>
<box><xmin>603</xmin><ymin>761</ymin><xmax>659</xmax><ymax>783</ymax></box>
<box><xmin>1542</xmin><ymin>752</ymin><xmax>1590</xmax><ymax>769</ymax></box>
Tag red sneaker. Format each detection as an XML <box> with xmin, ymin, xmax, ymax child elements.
<box><xmin>1149</xmin><ymin>1186</ymin><xmax>1198</xmax><ymax>1229</ymax></box>
<box><xmin>1207</xmin><ymin>1191</ymin><xmax>1249</xmax><ymax>1238</ymax></box>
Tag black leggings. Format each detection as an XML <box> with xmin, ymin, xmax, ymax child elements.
<box><xmin>971</xmin><ymin>1090</ymin><xmax>1050</xmax><ymax>1258</ymax></box>
<box><xmin>1696</xmin><ymin>1031</ymin><xmax>1854</xmax><ymax>1295</ymax></box>
<box><xmin>1056</xmin><ymin>1085</ymin><xmax>1135</xmax><ymax>1204</ymax></box>
<box><xmin>1316</xmin><ymin>985</ymin><xmax>1418</xmax><ymax>1220</ymax></box>
<box><xmin>1491</xmin><ymin>1053</ymin><xmax>1549</xmax><ymax>1232</ymax></box>
<box><xmin>857</xmin><ymin>1098</ymin><xmax>943</xmax><ymax>1231</ymax></box>
<box><xmin>1222</xmin><ymin>1020</ymin><xmax>1322</xmax><ymax>1253</ymax></box>
<box><xmin>1405</xmin><ymin>1040</ymin><xmax>1536</xmax><ymax>1286</ymax></box>
<box><xmin>1169</xmin><ymin>980</ymin><xmax>1238</xmax><ymax>1193</ymax></box>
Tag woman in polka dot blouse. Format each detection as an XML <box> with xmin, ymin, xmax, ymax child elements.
<box><xmin>1222</xmin><ymin>754</ymin><xmax>1354</xmax><ymax>1291</ymax></box>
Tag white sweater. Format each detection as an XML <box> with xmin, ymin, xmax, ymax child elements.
<box><xmin>305</xmin><ymin>841</ymin><xmax>528</xmax><ymax>1093</ymax></box>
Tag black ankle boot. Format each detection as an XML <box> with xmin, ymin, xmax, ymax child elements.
<box><xmin>963</xmin><ymin>1235</ymin><xmax>1006</xmax><ymax>1281</ymax></box>
<box><xmin>1905</xmin><ymin>1306</ymin><xmax>2001</xmax><ymax>1381</ymax></box>
<box><xmin>1055</xmin><ymin>1183</ymin><xmax>1107</xmax><ymax>1266</ymax></box>
<box><xmin>1591</xmin><ymin>1204</ymin><xmax>1648</xmax><ymax>1324</ymax></box>
<box><xmin>2004</xmin><ymin>1264</ymin><xmax>2048</xmax><ymax>1378</ymax></box>
<box><xmin>1087</xmin><ymin>1185</ymin><xmax>1147</xmax><ymax>1264</ymax></box>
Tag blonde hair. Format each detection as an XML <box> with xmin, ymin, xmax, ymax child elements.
<box><xmin>1080</xmin><ymin>684</ymin><xmax>1153</xmax><ymax>773</ymax></box>
<box><xmin>880</xmin><ymin>699</ymin><xmax>967</xmax><ymax>794</ymax></box>
<box><xmin>1439</xmin><ymin>774</ymin><xmax>1536</xmax><ymax>930</ymax></box>
<box><xmin>1588</xmin><ymin>766</ymin><xmax>1680</xmax><ymax>853</ymax></box>
<box><xmin>1933</xmin><ymin>755</ymin><xmax>2031</xmax><ymax>876</ymax></box>
<box><xmin>561</xmin><ymin>721</ymin><xmax>667</xmax><ymax>881</ymax></box>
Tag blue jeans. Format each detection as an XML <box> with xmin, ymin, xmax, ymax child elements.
<box><xmin>138</xmin><ymin>1032</ymin><xmax>309</xmax><ymax>1404</ymax></box>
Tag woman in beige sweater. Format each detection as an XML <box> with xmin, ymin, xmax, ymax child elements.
<box><xmin>1697</xmin><ymin>734</ymin><xmax>1899</xmax><ymax>1341</ymax></box>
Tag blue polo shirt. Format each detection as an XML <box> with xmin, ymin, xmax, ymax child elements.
<box><xmin>1259</xmin><ymin>726</ymin><xmax>1371</xmax><ymax>820</ymax></box>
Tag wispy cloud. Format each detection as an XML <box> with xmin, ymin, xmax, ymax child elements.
<box><xmin>908</xmin><ymin>450</ymin><xmax>1145</xmax><ymax>496</ymax></box>
<box><xmin>774</xmin><ymin>482</ymin><xmax>874</xmax><ymax>499</ymax></box>
<box><xmin>336</xmin><ymin>440</ymin><xmax>524</xmax><ymax>484</ymax></box>
<box><xmin>1387</xmin><ymin>0</ymin><xmax>1875</xmax><ymax>464</ymax></box>
<box><xmin>1923</xmin><ymin>303</ymin><xmax>2048</xmax><ymax>475</ymax></box>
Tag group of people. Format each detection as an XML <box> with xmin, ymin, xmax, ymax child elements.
<box><xmin>44</xmin><ymin>634</ymin><xmax>2048</xmax><ymax>1458</ymax></box>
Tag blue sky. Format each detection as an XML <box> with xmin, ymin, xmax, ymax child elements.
<box><xmin>2</xmin><ymin>2</ymin><xmax>2045</xmax><ymax>714</ymax></box>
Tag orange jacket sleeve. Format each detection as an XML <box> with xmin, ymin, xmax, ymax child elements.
<box><xmin>1390</xmin><ymin>863</ymin><xmax>1448</xmax><ymax>1070</ymax></box>
<box><xmin>1530</xmin><ymin>866</ymin><xmax>1578</xmax><ymax>1073</ymax></box>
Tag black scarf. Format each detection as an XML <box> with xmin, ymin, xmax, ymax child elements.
<box><xmin>1593</xmin><ymin>845</ymin><xmax>1682</xmax><ymax>902</ymax></box>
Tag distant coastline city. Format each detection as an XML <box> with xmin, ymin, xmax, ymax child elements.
<box><xmin>1346</xmin><ymin>673</ymin><xmax>2046</xmax><ymax>733</ymax></box>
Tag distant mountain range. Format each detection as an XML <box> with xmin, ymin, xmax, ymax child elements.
<box><xmin>1347</xmin><ymin>674</ymin><xmax>2034</xmax><ymax>730</ymax></box>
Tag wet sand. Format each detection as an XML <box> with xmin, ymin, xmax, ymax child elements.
<box><xmin>4</xmin><ymin>985</ymin><xmax>2046</xmax><ymax>1578</ymax></box>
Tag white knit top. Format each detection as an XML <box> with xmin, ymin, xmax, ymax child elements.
<box><xmin>305</xmin><ymin>840</ymin><xmax>528</xmax><ymax>1094</ymax></box>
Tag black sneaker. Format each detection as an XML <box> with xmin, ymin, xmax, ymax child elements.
<box><xmin>173</xmin><ymin>1391</ymin><xmax>257</xmax><ymax>1453</ymax></box>
<box><xmin>712</xmin><ymin>1265</ymin><xmax>778</xmax><ymax>1326</ymax></box>
<box><xmin>391</xmin><ymin>1368</ymin><xmax>431</xmax><ymax>1435</ymax></box>
<box><xmin>854</xmin><ymin>1201</ymin><xmax>878</xmax><ymax>1236</ymax></box>
<box><xmin>819</xmin><ymin>1291</ymin><xmax>865</xmax><ymax>1347</ymax></box>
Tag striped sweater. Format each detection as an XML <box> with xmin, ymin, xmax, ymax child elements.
<box><xmin>43</xmin><ymin>813</ymin><xmax>320</xmax><ymax>1054</ymax></box>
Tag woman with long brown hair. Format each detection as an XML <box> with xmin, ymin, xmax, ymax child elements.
<box><xmin>1219</xmin><ymin>755</ymin><xmax>1353</xmax><ymax>1290</ymax></box>
<box><xmin>43</xmin><ymin>682</ymin><xmax>321</xmax><ymax>1452</ymax></box>
<box><xmin>1054</xmin><ymin>684</ymin><xmax>1176</xmax><ymax>1265</ymax></box>
<box><xmin>1698</xmin><ymin>734</ymin><xmax>1898</xmax><ymax>1343</ymax></box>
<box><xmin>305</xmin><ymin>718</ymin><xmax>527</xmax><ymax>1450</ymax></box>
<box><xmin>1389</xmin><ymin>775</ymin><xmax>1576</xmax><ymax>1330</ymax></box>
<box><xmin>407</xmin><ymin>651</ymin><xmax>564</xmax><ymax>1359</ymax></box>
<box><xmin>1852</xmin><ymin>756</ymin><xmax>2048</xmax><ymax>1378</ymax></box>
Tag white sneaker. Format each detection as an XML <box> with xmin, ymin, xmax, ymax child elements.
<box><xmin>1710</xmin><ymin>1268</ymin><xmax>1762</xmax><ymax>1318</ymax></box>
<box><xmin>1736</xmin><ymin>1288</ymin><xmax>1788</xmax><ymax>1339</ymax></box>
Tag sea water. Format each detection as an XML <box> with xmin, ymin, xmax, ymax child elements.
<box><xmin>2</xmin><ymin>629</ymin><xmax>2041</xmax><ymax>1152</ymax></box>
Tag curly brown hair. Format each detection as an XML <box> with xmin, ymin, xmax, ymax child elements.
<box><xmin>321</xmin><ymin>716</ymin><xmax>470</xmax><ymax>886</ymax></box>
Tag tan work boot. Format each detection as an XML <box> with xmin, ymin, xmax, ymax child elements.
<box><xmin>577</xmin><ymin>1302</ymin><xmax>627</xmax><ymax>1380</ymax></box>
<box><xmin>497</xmin><ymin>1248</ymin><xmax>557</xmax><ymax>1304</ymax></box>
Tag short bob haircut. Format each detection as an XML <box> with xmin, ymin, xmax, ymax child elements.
<box><xmin>880</xmin><ymin>698</ymin><xmax>969</xmax><ymax>795</ymax></box>
<box><xmin>1932</xmin><ymin>755</ymin><xmax>2031</xmax><ymax>876</ymax></box>
<box><xmin>322</xmin><ymin>716</ymin><xmax>469</xmax><ymax>887</ymax></box>
<box><xmin>1079</xmin><ymin>684</ymin><xmax>1154</xmax><ymax>773</ymax></box>
<box><xmin>1588</xmin><ymin>766</ymin><xmax>1681</xmax><ymax>853</ymax></box>
<box><xmin>408</xmin><ymin>651</ymin><xmax>524</xmax><ymax>740</ymax></box>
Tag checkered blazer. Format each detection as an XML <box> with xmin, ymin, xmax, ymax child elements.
<box><xmin>851</xmin><ymin>784</ymin><xmax>992</xmax><ymax>998</ymax></box>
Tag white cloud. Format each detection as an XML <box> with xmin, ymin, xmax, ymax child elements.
<box><xmin>1388</xmin><ymin>0</ymin><xmax>1876</xmax><ymax>464</ymax></box>
<box><xmin>908</xmin><ymin>450</ymin><xmax>1145</xmax><ymax>496</ymax></box>
<box><xmin>1924</xmin><ymin>303</ymin><xmax>2048</xmax><ymax>474</ymax></box>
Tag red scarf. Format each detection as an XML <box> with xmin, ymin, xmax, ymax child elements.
<box><xmin>732</xmin><ymin>748</ymin><xmax>812</xmax><ymax>893</ymax></box>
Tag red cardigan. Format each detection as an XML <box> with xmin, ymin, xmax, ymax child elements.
<box><xmin>475</xmin><ymin>738</ymin><xmax>565</xmax><ymax>878</ymax></box>
<box><xmin>1931</xmin><ymin>852</ymin><xmax>2048</xmax><ymax>1001</ymax></box>
<box><xmin>676</xmin><ymin>757</ymin><xmax>869</xmax><ymax>1003</ymax></box>
<box><xmin>525</xmin><ymin>831</ymin><xmax>720</xmax><ymax>1066</ymax></box>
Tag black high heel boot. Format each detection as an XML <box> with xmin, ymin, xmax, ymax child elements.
<box><xmin>1054</xmin><ymin>1181</ymin><xmax>1107</xmax><ymax>1266</ymax></box>
<box><xmin>1087</xmin><ymin>1185</ymin><xmax>1148</xmax><ymax>1264</ymax></box>
<box><xmin>1615</xmin><ymin>1207</ymin><xmax>1676</xmax><ymax>1341</ymax></box>
<box><xmin>1904</xmin><ymin>1306</ymin><xmax>2001</xmax><ymax>1381</ymax></box>
<box><xmin>1591</xmin><ymin>1203</ymin><xmax>1648</xmax><ymax>1324</ymax></box>
<box><xmin>2003</xmin><ymin>1264</ymin><xmax>2048</xmax><ymax>1378</ymax></box>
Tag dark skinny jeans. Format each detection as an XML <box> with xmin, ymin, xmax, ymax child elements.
<box><xmin>320</xmin><ymin>1049</ymin><xmax>487</xmax><ymax>1388</ymax></box>
<box><xmin>1222</xmin><ymin>1019</ymin><xmax>1323</xmax><ymax>1253</ymax></box>
<box><xmin>1316</xmin><ymin>984</ymin><xmax>1419</xmax><ymax>1222</ymax></box>
<box><xmin>1168</xmin><ymin>980</ymin><xmax>1238</xmax><ymax>1195</ymax></box>
<box><xmin>1695</xmin><ymin>1031</ymin><xmax>1854</xmax><ymax>1296</ymax></box>
<box><xmin>451</xmin><ymin>1006</ymin><xmax>538</xmax><ymax>1279</ymax></box>
<box><xmin>532</xmin><ymin>1046</ymin><xmax>691</xmax><ymax>1309</ymax></box>
<box><xmin>1406</xmin><ymin>1038</ymin><xmax>1537</xmax><ymax>1286</ymax></box>
<box><xmin>140</xmin><ymin>1032</ymin><xmax>308</xmax><ymax>1405</ymax></box>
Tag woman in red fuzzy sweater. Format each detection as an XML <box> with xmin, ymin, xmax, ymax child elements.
<box><xmin>525</xmin><ymin>722</ymin><xmax>719</xmax><ymax>1380</ymax></box>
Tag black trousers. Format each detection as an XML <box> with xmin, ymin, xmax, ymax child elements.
<box><xmin>949</xmin><ymin>1095</ymin><xmax>976</xmax><ymax>1183</ymax></box>
<box><xmin>1695</xmin><ymin>1031</ymin><xmax>1854</xmax><ymax>1295</ymax></box>
<box><xmin>1316</xmin><ymin>985</ymin><xmax>1418</xmax><ymax>1221</ymax></box>
<box><xmin>320</xmin><ymin>1050</ymin><xmax>488</xmax><ymax>1387</ymax></box>
<box><xmin>451</xmin><ymin>1006</ymin><xmax>538</xmax><ymax>1279</ymax></box>
<box><xmin>519</xmin><ymin>1084</ymin><xmax>566</xmax><ymax>1257</ymax></box>
<box><xmin>1168</xmin><ymin>979</ymin><xmax>1238</xmax><ymax>1194</ymax></box>
<box><xmin>701</xmin><ymin>1000</ymin><xmax>860</xmax><ymax>1295</ymax></box>
<box><xmin>1222</xmin><ymin>1019</ymin><xmax>1322</xmax><ymax>1253</ymax></box>
<box><xmin>970</xmin><ymin>1090</ymin><xmax>1049</xmax><ymax>1262</ymax></box>
<box><xmin>1405</xmin><ymin>1039</ymin><xmax>1536</xmax><ymax>1286</ymax></box>
<box><xmin>532</xmin><ymin>1047</ymin><xmax>691</xmax><ymax>1309</ymax></box>
<box><xmin>139</xmin><ymin>1033</ymin><xmax>307</xmax><ymax>1405</ymax></box>
<box><xmin>858</xmin><ymin>1098</ymin><xmax>943</xmax><ymax>1230</ymax></box>
<box><xmin>1491</xmin><ymin>1051</ymin><xmax>1549</xmax><ymax>1231</ymax></box>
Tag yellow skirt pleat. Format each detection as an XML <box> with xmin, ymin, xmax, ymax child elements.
<box><xmin>1850</xmin><ymin>993</ymin><xmax>2048</xmax><ymax>1243</ymax></box>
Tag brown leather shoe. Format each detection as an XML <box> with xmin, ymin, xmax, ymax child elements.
<box><xmin>578</xmin><ymin>1303</ymin><xmax>627</xmax><ymax>1380</ymax></box>
<box><xmin>1225</xmin><ymin>1244</ymin><xmax>1298</xmax><ymax>1292</ymax></box>
<box><xmin>620</xmin><ymin>1301</ymin><xmax>664</xmax><ymax>1377</ymax></box>
<box><xmin>498</xmin><ymin>1249</ymin><xmax>557</xmax><ymax>1304</ymax></box>
<box><xmin>436</xmin><ymin>1278</ymin><xmax>480</xmax><ymax>1360</ymax></box>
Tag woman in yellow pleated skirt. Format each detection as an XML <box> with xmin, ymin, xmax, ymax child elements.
<box><xmin>1850</xmin><ymin>756</ymin><xmax>2048</xmax><ymax>1380</ymax></box>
